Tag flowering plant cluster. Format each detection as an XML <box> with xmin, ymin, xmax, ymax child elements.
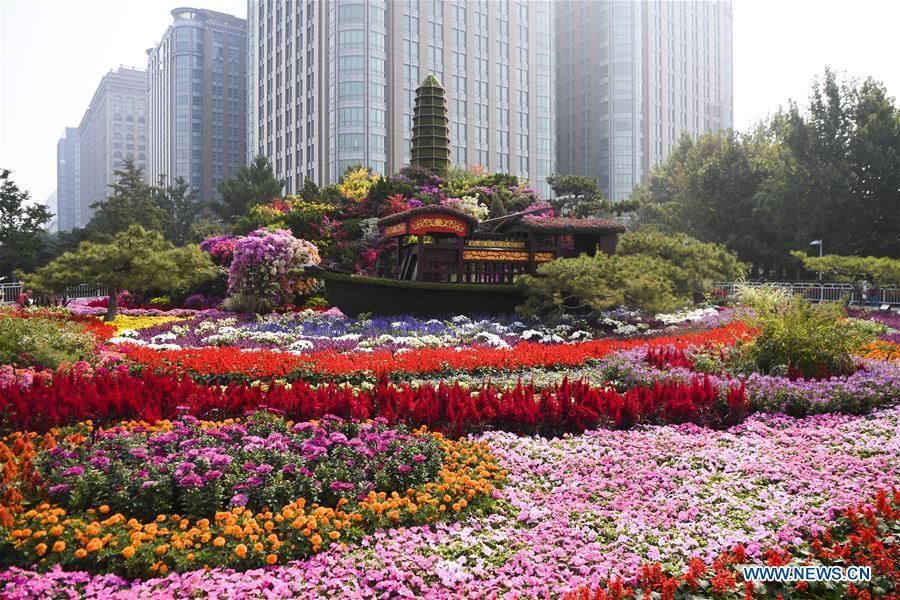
<box><xmin>36</xmin><ymin>414</ymin><xmax>443</xmax><ymax>521</ymax></box>
<box><xmin>1</xmin><ymin>408</ymin><xmax>895</xmax><ymax>595</ymax></box>
<box><xmin>563</xmin><ymin>488</ymin><xmax>900</xmax><ymax>599</ymax></box>
<box><xmin>439</xmin><ymin>196</ymin><xmax>489</xmax><ymax>220</ymax></box>
<box><xmin>1</xmin><ymin>369</ymin><xmax>748</xmax><ymax>436</ymax></box>
<box><xmin>226</xmin><ymin>228</ymin><xmax>320</xmax><ymax>311</ymax></box>
<box><xmin>119</xmin><ymin>321</ymin><xmax>755</xmax><ymax>383</ymax></box>
<box><xmin>198</xmin><ymin>235</ymin><xmax>238</xmax><ymax>267</ymax></box>
<box><xmin>3</xmin><ymin>419</ymin><xmax>503</xmax><ymax>577</ymax></box>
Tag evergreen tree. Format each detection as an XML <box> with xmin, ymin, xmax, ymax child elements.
<box><xmin>213</xmin><ymin>155</ymin><xmax>284</xmax><ymax>224</ymax></box>
<box><xmin>89</xmin><ymin>159</ymin><xmax>167</xmax><ymax>236</ymax></box>
<box><xmin>0</xmin><ymin>169</ymin><xmax>52</xmax><ymax>277</ymax></box>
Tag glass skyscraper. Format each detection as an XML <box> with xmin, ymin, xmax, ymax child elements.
<box><xmin>56</xmin><ymin>127</ymin><xmax>81</xmax><ymax>231</ymax></box>
<box><xmin>556</xmin><ymin>0</ymin><xmax>733</xmax><ymax>200</ymax></box>
<box><xmin>249</xmin><ymin>0</ymin><xmax>555</xmax><ymax>198</ymax></box>
<box><xmin>147</xmin><ymin>8</ymin><xmax>247</xmax><ymax>202</ymax></box>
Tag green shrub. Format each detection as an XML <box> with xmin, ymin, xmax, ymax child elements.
<box><xmin>0</xmin><ymin>316</ymin><xmax>96</xmax><ymax>370</ymax></box>
<box><xmin>735</xmin><ymin>291</ymin><xmax>875</xmax><ymax>377</ymax></box>
<box><xmin>516</xmin><ymin>227</ymin><xmax>745</xmax><ymax>320</ymax></box>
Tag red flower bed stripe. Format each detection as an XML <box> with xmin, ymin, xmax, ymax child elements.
<box><xmin>122</xmin><ymin>321</ymin><xmax>755</xmax><ymax>380</ymax></box>
<box><xmin>0</xmin><ymin>370</ymin><xmax>747</xmax><ymax>435</ymax></box>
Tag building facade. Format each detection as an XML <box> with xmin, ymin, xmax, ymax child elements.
<box><xmin>77</xmin><ymin>67</ymin><xmax>149</xmax><ymax>221</ymax></box>
<box><xmin>147</xmin><ymin>7</ymin><xmax>248</xmax><ymax>202</ymax></box>
<box><xmin>556</xmin><ymin>0</ymin><xmax>733</xmax><ymax>201</ymax></box>
<box><xmin>55</xmin><ymin>127</ymin><xmax>81</xmax><ymax>231</ymax></box>
<box><xmin>248</xmin><ymin>0</ymin><xmax>555</xmax><ymax>197</ymax></box>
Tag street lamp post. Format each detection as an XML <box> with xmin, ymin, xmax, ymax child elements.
<box><xmin>809</xmin><ymin>240</ymin><xmax>823</xmax><ymax>280</ymax></box>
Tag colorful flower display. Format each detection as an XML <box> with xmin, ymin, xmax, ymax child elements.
<box><xmin>3</xmin><ymin>417</ymin><xmax>501</xmax><ymax>578</ymax></box>
<box><xmin>2</xmin><ymin>408</ymin><xmax>895</xmax><ymax>596</ymax></box>
<box><xmin>1</xmin><ymin>300</ymin><xmax>897</xmax><ymax>597</ymax></box>
<box><xmin>226</xmin><ymin>228</ymin><xmax>321</xmax><ymax>303</ymax></box>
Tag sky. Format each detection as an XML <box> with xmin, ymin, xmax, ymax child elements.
<box><xmin>1</xmin><ymin>0</ymin><xmax>899</xmax><ymax>207</ymax></box>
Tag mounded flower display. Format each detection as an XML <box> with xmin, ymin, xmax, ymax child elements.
<box><xmin>0</xmin><ymin>290</ymin><xmax>897</xmax><ymax>598</ymax></box>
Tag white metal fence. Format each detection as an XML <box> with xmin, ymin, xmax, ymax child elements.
<box><xmin>0</xmin><ymin>282</ymin><xmax>107</xmax><ymax>305</ymax></box>
<box><xmin>713</xmin><ymin>281</ymin><xmax>900</xmax><ymax>306</ymax></box>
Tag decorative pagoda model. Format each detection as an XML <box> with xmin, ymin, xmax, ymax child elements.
<box><xmin>322</xmin><ymin>73</ymin><xmax>627</xmax><ymax>315</ymax></box>
<box><xmin>375</xmin><ymin>74</ymin><xmax>626</xmax><ymax>286</ymax></box>
<box><xmin>410</xmin><ymin>75</ymin><xmax>451</xmax><ymax>174</ymax></box>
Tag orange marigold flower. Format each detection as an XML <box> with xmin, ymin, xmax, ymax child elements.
<box><xmin>122</xmin><ymin>546</ymin><xmax>135</xmax><ymax>559</ymax></box>
<box><xmin>75</xmin><ymin>548</ymin><xmax>88</xmax><ymax>559</ymax></box>
<box><xmin>266</xmin><ymin>553</ymin><xmax>278</xmax><ymax>564</ymax></box>
<box><xmin>235</xmin><ymin>543</ymin><xmax>248</xmax><ymax>558</ymax></box>
<box><xmin>213</xmin><ymin>536</ymin><xmax>226</xmax><ymax>547</ymax></box>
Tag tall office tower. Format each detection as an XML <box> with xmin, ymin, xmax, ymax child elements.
<box><xmin>248</xmin><ymin>0</ymin><xmax>555</xmax><ymax>197</ymax></box>
<box><xmin>147</xmin><ymin>8</ymin><xmax>248</xmax><ymax>203</ymax></box>
<box><xmin>56</xmin><ymin>127</ymin><xmax>81</xmax><ymax>231</ymax></box>
<box><xmin>44</xmin><ymin>191</ymin><xmax>58</xmax><ymax>234</ymax></box>
<box><xmin>78</xmin><ymin>67</ymin><xmax>148</xmax><ymax>221</ymax></box>
<box><xmin>556</xmin><ymin>0</ymin><xmax>733</xmax><ymax>201</ymax></box>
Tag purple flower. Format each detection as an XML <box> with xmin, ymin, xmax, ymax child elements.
<box><xmin>412</xmin><ymin>454</ymin><xmax>427</xmax><ymax>463</ymax></box>
<box><xmin>48</xmin><ymin>484</ymin><xmax>73</xmax><ymax>494</ymax></box>
<box><xmin>179</xmin><ymin>474</ymin><xmax>204</xmax><ymax>487</ymax></box>
<box><xmin>398</xmin><ymin>465</ymin><xmax>412</xmax><ymax>474</ymax></box>
<box><xmin>62</xmin><ymin>466</ymin><xmax>85</xmax><ymax>477</ymax></box>
<box><xmin>230</xmin><ymin>493</ymin><xmax>249</xmax><ymax>507</ymax></box>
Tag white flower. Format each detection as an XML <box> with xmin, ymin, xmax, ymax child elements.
<box><xmin>150</xmin><ymin>332</ymin><xmax>178</xmax><ymax>343</ymax></box>
<box><xmin>473</xmin><ymin>332</ymin><xmax>510</xmax><ymax>349</ymax></box>
<box><xmin>287</xmin><ymin>339</ymin><xmax>314</xmax><ymax>351</ymax></box>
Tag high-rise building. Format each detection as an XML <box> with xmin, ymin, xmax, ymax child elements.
<box><xmin>147</xmin><ymin>8</ymin><xmax>248</xmax><ymax>203</ymax></box>
<box><xmin>44</xmin><ymin>191</ymin><xmax>58</xmax><ymax>234</ymax></box>
<box><xmin>56</xmin><ymin>127</ymin><xmax>81</xmax><ymax>231</ymax></box>
<box><xmin>556</xmin><ymin>1</ymin><xmax>733</xmax><ymax>201</ymax></box>
<box><xmin>248</xmin><ymin>0</ymin><xmax>555</xmax><ymax>197</ymax></box>
<box><xmin>78</xmin><ymin>67</ymin><xmax>149</xmax><ymax>221</ymax></box>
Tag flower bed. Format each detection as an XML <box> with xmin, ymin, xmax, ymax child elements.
<box><xmin>113</xmin><ymin>308</ymin><xmax>740</xmax><ymax>353</ymax></box>
<box><xmin>36</xmin><ymin>414</ymin><xmax>444</xmax><ymax>519</ymax></box>
<box><xmin>2</xmin><ymin>408</ymin><xmax>895</xmax><ymax>597</ymax></box>
<box><xmin>119</xmin><ymin>321</ymin><xmax>755</xmax><ymax>383</ymax></box>
<box><xmin>2</xmin><ymin>416</ymin><xmax>503</xmax><ymax>577</ymax></box>
<box><xmin>0</xmin><ymin>370</ymin><xmax>748</xmax><ymax>435</ymax></box>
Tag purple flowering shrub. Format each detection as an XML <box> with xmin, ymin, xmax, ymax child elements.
<box><xmin>35</xmin><ymin>414</ymin><xmax>443</xmax><ymax>521</ymax></box>
<box><xmin>225</xmin><ymin>228</ymin><xmax>321</xmax><ymax>313</ymax></box>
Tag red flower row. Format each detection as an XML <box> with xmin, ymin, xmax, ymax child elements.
<box><xmin>0</xmin><ymin>369</ymin><xmax>747</xmax><ymax>435</ymax></box>
<box><xmin>564</xmin><ymin>488</ymin><xmax>899</xmax><ymax>600</ymax></box>
<box><xmin>121</xmin><ymin>321</ymin><xmax>756</xmax><ymax>381</ymax></box>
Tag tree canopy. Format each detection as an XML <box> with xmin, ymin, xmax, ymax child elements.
<box><xmin>0</xmin><ymin>169</ymin><xmax>53</xmax><ymax>278</ymax></box>
<box><xmin>88</xmin><ymin>159</ymin><xmax>168</xmax><ymax>237</ymax></box>
<box><xmin>546</xmin><ymin>174</ymin><xmax>639</xmax><ymax>218</ymax></box>
<box><xmin>24</xmin><ymin>226</ymin><xmax>215</xmax><ymax>320</ymax></box>
<box><xmin>516</xmin><ymin>227</ymin><xmax>745</xmax><ymax>320</ymax></box>
<box><xmin>212</xmin><ymin>155</ymin><xmax>284</xmax><ymax>224</ymax></box>
<box><xmin>635</xmin><ymin>69</ymin><xmax>900</xmax><ymax>275</ymax></box>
